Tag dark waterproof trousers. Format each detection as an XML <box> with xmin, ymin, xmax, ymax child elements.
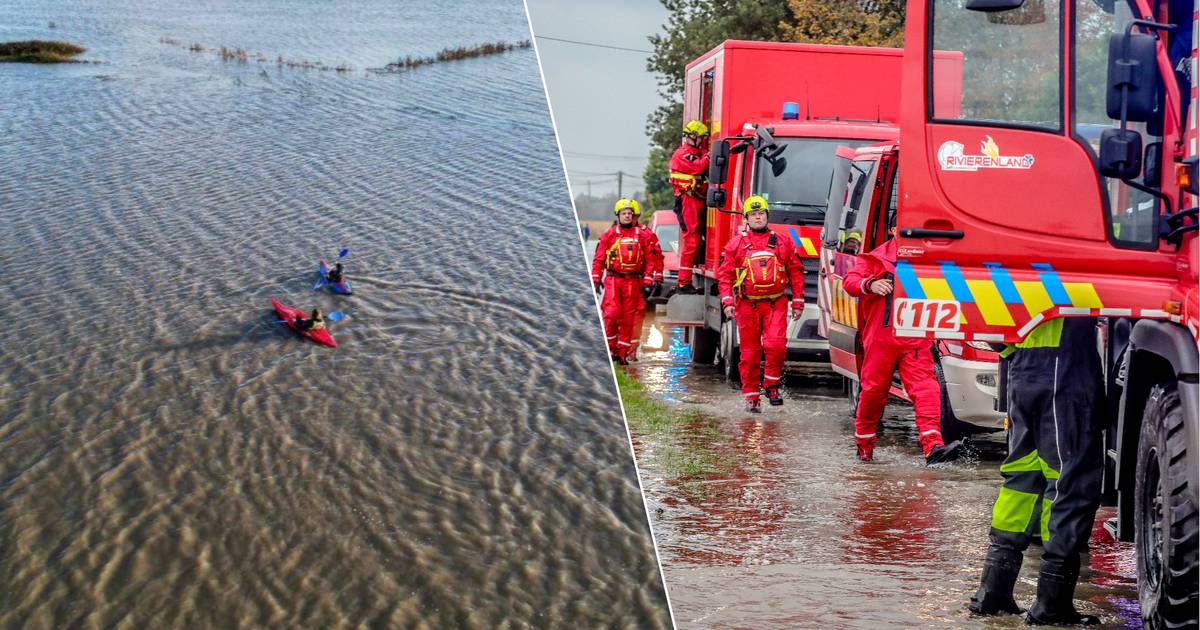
<box><xmin>985</xmin><ymin>318</ymin><xmax>1104</xmax><ymax>576</ymax></box>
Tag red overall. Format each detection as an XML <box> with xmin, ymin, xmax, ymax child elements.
<box><xmin>843</xmin><ymin>239</ymin><xmax>945</xmax><ymax>455</ymax></box>
<box><xmin>592</xmin><ymin>224</ymin><xmax>664</xmax><ymax>359</ymax></box>
<box><xmin>669</xmin><ymin>142</ymin><xmax>709</xmax><ymax>286</ymax></box>
<box><xmin>717</xmin><ymin>229</ymin><xmax>805</xmax><ymax>399</ymax></box>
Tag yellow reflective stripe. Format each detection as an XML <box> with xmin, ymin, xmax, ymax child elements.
<box><xmin>966</xmin><ymin>278</ymin><xmax>1016</xmax><ymax>326</ymax></box>
<box><xmin>999</xmin><ymin>449</ymin><xmax>1043</xmax><ymax>473</ymax></box>
<box><xmin>798</xmin><ymin>237</ymin><xmax>818</xmax><ymax>256</ymax></box>
<box><xmin>1063</xmin><ymin>282</ymin><xmax>1102</xmax><ymax>308</ymax></box>
<box><xmin>1014</xmin><ymin>280</ymin><xmax>1054</xmax><ymax>317</ymax></box>
<box><xmin>916</xmin><ymin>276</ymin><xmax>966</xmax><ymax>323</ymax></box>
<box><xmin>992</xmin><ymin>486</ymin><xmax>1040</xmax><ymax>533</ymax></box>
<box><xmin>1040</xmin><ymin>497</ymin><xmax>1052</xmax><ymax>541</ymax></box>
<box><xmin>669</xmin><ymin>172</ymin><xmax>698</xmax><ymax>181</ymax></box>
<box><xmin>999</xmin><ymin>449</ymin><xmax>1060</xmax><ymax>479</ymax></box>
<box><xmin>917</xmin><ymin>276</ymin><xmax>955</xmax><ymax>300</ymax></box>
<box><xmin>745</xmin><ymin>292</ymin><xmax>785</xmax><ymax>300</ymax></box>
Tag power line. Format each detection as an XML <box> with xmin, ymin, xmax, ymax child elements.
<box><xmin>563</xmin><ymin>150</ymin><xmax>647</xmax><ymax>161</ymax></box>
<box><xmin>534</xmin><ymin>35</ymin><xmax>652</xmax><ymax>54</ymax></box>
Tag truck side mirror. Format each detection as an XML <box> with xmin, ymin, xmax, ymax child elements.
<box><xmin>771</xmin><ymin>157</ymin><xmax>787</xmax><ymax>178</ymax></box>
<box><xmin>1099</xmin><ymin>128</ymin><xmax>1143</xmax><ymax>179</ymax></box>
<box><xmin>707</xmin><ymin>187</ymin><xmax>726</xmax><ymax>209</ymax></box>
<box><xmin>822</xmin><ymin>157</ymin><xmax>851</xmax><ymax>248</ymax></box>
<box><xmin>966</xmin><ymin>0</ymin><xmax>1024</xmax><ymax>11</ymax></box>
<box><xmin>966</xmin><ymin>0</ymin><xmax>1046</xmax><ymax>25</ymax></box>
<box><xmin>1143</xmin><ymin>141</ymin><xmax>1161</xmax><ymax>186</ymax></box>
<box><xmin>1106</xmin><ymin>30</ymin><xmax>1157</xmax><ymax>122</ymax></box>
<box><xmin>709</xmin><ymin>140</ymin><xmax>729</xmax><ymax>186</ymax></box>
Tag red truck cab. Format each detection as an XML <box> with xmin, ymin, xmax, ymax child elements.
<box><xmin>666</xmin><ymin>41</ymin><xmax>958</xmax><ymax>378</ymax></box>
<box><xmin>894</xmin><ymin>1</ymin><xmax>1197</xmax><ymax>625</ymax></box>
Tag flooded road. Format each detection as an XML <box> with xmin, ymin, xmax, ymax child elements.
<box><xmin>0</xmin><ymin>2</ymin><xmax>667</xmax><ymax>627</ymax></box>
<box><xmin>627</xmin><ymin>315</ymin><xmax>1141</xmax><ymax>629</ymax></box>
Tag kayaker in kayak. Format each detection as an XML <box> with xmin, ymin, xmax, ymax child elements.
<box><xmin>295</xmin><ymin>308</ymin><xmax>325</xmax><ymax>331</ymax></box>
<box><xmin>327</xmin><ymin>262</ymin><xmax>345</xmax><ymax>285</ymax></box>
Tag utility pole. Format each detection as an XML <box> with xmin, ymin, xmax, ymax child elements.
<box><xmin>617</xmin><ymin>170</ymin><xmax>623</xmax><ymax>198</ymax></box>
<box><xmin>587</xmin><ymin>179</ymin><xmax>591</xmax><ymax>198</ymax></box>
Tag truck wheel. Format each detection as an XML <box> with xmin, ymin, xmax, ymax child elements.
<box><xmin>720</xmin><ymin>318</ymin><xmax>740</xmax><ymax>383</ymax></box>
<box><xmin>687</xmin><ymin>326</ymin><xmax>718</xmax><ymax>365</ymax></box>
<box><xmin>933</xmin><ymin>361</ymin><xmax>970</xmax><ymax>444</ymax></box>
<box><xmin>1135</xmin><ymin>382</ymin><xmax>1198</xmax><ymax>629</ymax></box>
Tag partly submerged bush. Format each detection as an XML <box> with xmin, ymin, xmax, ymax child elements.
<box><xmin>0</xmin><ymin>40</ymin><xmax>85</xmax><ymax>63</ymax></box>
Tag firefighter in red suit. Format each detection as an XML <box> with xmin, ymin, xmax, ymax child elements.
<box><xmin>669</xmin><ymin>120</ymin><xmax>710</xmax><ymax>292</ymax></box>
<box><xmin>592</xmin><ymin>198</ymin><xmax>664</xmax><ymax>364</ymax></box>
<box><xmin>717</xmin><ymin>196</ymin><xmax>804</xmax><ymax>413</ymax></box>
<box><xmin>843</xmin><ymin>231</ymin><xmax>965</xmax><ymax>464</ymax></box>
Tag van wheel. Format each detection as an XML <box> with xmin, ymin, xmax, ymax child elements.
<box><xmin>1135</xmin><ymin>382</ymin><xmax>1198</xmax><ymax>630</ymax></box>
<box><xmin>933</xmin><ymin>361</ymin><xmax>969</xmax><ymax>443</ymax></box>
<box><xmin>847</xmin><ymin>378</ymin><xmax>860</xmax><ymax>416</ymax></box>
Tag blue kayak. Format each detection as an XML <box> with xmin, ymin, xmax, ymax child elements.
<box><xmin>318</xmin><ymin>259</ymin><xmax>353</xmax><ymax>295</ymax></box>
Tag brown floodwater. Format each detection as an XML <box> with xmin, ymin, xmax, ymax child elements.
<box><xmin>0</xmin><ymin>2</ymin><xmax>668</xmax><ymax>626</ymax></box>
<box><xmin>626</xmin><ymin>315</ymin><xmax>1141</xmax><ymax>629</ymax></box>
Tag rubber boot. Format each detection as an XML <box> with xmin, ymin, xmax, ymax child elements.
<box><xmin>968</xmin><ymin>548</ymin><xmax>1024</xmax><ymax>616</ymax></box>
<box><xmin>926</xmin><ymin>439</ymin><xmax>966</xmax><ymax>465</ymax></box>
<box><xmin>765</xmin><ymin>386</ymin><xmax>783</xmax><ymax>406</ymax></box>
<box><xmin>1025</xmin><ymin>567</ymin><xmax>1100</xmax><ymax>626</ymax></box>
<box><xmin>857</xmin><ymin>443</ymin><xmax>874</xmax><ymax>462</ymax></box>
<box><xmin>744</xmin><ymin>397</ymin><xmax>761</xmax><ymax>414</ymax></box>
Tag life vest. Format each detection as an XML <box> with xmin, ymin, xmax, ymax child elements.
<box><xmin>669</xmin><ymin>170</ymin><xmax>702</xmax><ymax>195</ymax></box>
<box><xmin>734</xmin><ymin>232</ymin><xmax>788</xmax><ymax>299</ymax></box>
<box><xmin>605</xmin><ymin>227</ymin><xmax>646</xmax><ymax>273</ymax></box>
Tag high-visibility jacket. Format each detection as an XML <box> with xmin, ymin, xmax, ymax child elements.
<box><xmin>591</xmin><ymin>223</ymin><xmax>664</xmax><ymax>284</ymax></box>
<box><xmin>669</xmin><ymin>143</ymin><xmax>709</xmax><ymax>199</ymax></box>
<box><xmin>717</xmin><ymin>228</ymin><xmax>805</xmax><ymax>308</ymax></box>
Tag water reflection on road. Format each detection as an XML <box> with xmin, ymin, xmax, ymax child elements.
<box><xmin>628</xmin><ymin>316</ymin><xmax>1141</xmax><ymax>629</ymax></box>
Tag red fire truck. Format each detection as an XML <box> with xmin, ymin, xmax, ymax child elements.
<box><xmin>891</xmin><ymin>1</ymin><xmax>1196</xmax><ymax>625</ymax></box>
<box><xmin>666</xmin><ymin>42</ymin><xmax>915</xmax><ymax>375</ymax></box>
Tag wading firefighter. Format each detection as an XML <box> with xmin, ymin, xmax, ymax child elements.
<box><xmin>843</xmin><ymin>230</ymin><xmax>964</xmax><ymax>465</ymax></box>
<box><xmin>669</xmin><ymin>119</ymin><xmax>709</xmax><ymax>292</ymax></box>
<box><xmin>969</xmin><ymin>317</ymin><xmax>1104</xmax><ymax>625</ymax></box>
<box><xmin>592</xmin><ymin>198</ymin><xmax>663</xmax><ymax>364</ymax></box>
<box><xmin>717</xmin><ymin>196</ymin><xmax>804</xmax><ymax>412</ymax></box>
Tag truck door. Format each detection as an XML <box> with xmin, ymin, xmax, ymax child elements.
<box><xmin>819</xmin><ymin>149</ymin><xmax>888</xmax><ymax>379</ymax></box>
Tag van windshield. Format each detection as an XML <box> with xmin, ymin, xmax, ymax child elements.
<box><xmin>753</xmin><ymin>137</ymin><xmax>877</xmax><ymax>225</ymax></box>
<box><xmin>654</xmin><ymin>223</ymin><xmax>679</xmax><ymax>253</ymax></box>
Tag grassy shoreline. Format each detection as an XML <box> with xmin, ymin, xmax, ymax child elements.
<box><xmin>0</xmin><ymin>40</ymin><xmax>85</xmax><ymax>63</ymax></box>
<box><xmin>615</xmin><ymin>367</ymin><xmax>703</xmax><ymax>432</ymax></box>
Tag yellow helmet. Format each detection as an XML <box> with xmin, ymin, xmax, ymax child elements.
<box><xmin>742</xmin><ymin>195</ymin><xmax>769</xmax><ymax>217</ymax></box>
<box><xmin>846</xmin><ymin>230</ymin><xmax>862</xmax><ymax>241</ymax></box>
<box><xmin>613</xmin><ymin>197</ymin><xmax>641</xmax><ymax>217</ymax></box>
<box><xmin>683</xmin><ymin>120</ymin><xmax>709</xmax><ymax>137</ymax></box>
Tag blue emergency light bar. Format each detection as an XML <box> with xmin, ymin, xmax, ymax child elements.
<box><xmin>782</xmin><ymin>102</ymin><xmax>799</xmax><ymax>120</ymax></box>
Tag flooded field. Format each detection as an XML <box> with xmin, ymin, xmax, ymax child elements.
<box><xmin>626</xmin><ymin>314</ymin><xmax>1141</xmax><ymax>629</ymax></box>
<box><xmin>0</xmin><ymin>2</ymin><xmax>668</xmax><ymax>627</ymax></box>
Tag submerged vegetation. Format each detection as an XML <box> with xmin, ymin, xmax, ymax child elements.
<box><xmin>158</xmin><ymin>37</ymin><xmax>529</xmax><ymax>76</ymax></box>
<box><xmin>372</xmin><ymin>40</ymin><xmax>531</xmax><ymax>73</ymax></box>
<box><xmin>0</xmin><ymin>40</ymin><xmax>85</xmax><ymax>63</ymax></box>
<box><xmin>160</xmin><ymin>37</ymin><xmax>353</xmax><ymax>73</ymax></box>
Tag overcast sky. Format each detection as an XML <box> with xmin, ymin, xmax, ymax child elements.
<box><xmin>525</xmin><ymin>0</ymin><xmax>667</xmax><ymax>199</ymax></box>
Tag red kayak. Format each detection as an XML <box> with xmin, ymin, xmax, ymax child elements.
<box><xmin>272</xmin><ymin>298</ymin><xmax>337</xmax><ymax>348</ymax></box>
